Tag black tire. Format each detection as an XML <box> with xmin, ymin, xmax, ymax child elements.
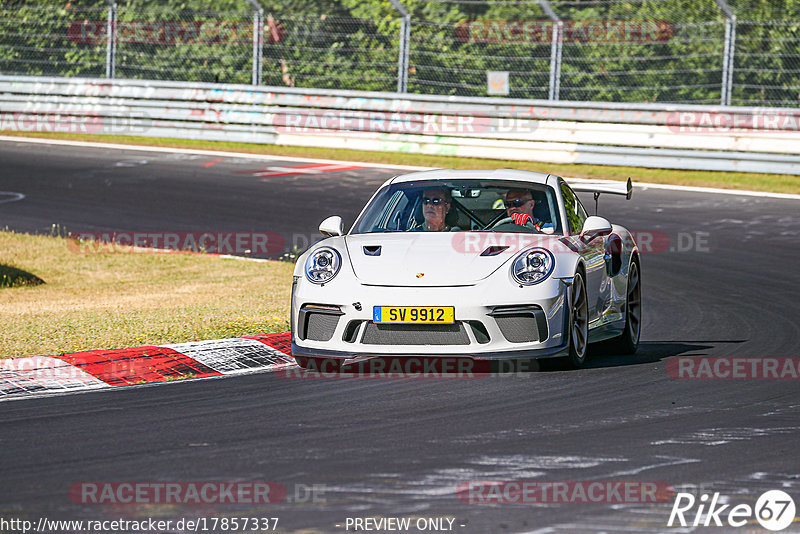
<box><xmin>567</xmin><ymin>271</ymin><xmax>590</xmax><ymax>368</ymax></box>
<box><xmin>607</xmin><ymin>259</ymin><xmax>641</xmax><ymax>355</ymax></box>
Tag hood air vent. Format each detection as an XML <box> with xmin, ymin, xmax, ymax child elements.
<box><xmin>480</xmin><ymin>245</ymin><xmax>509</xmax><ymax>257</ymax></box>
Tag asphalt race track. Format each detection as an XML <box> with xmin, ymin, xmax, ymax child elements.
<box><xmin>2</xmin><ymin>139</ymin><xmax>800</xmax><ymax>533</ymax></box>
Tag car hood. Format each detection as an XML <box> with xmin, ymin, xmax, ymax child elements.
<box><xmin>344</xmin><ymin>232</ymin><xmax>560</xmax><ymax>286</ymax></box>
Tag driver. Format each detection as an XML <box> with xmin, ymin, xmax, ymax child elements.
<box><xmin>505</xmin><ymin>189</ymin><xmax>546</xmax><ymax>231</ymax></box>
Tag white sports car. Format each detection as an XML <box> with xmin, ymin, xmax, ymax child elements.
<box><xmin>291</xmin><ymin>169</ymin><xmax>641</xmax><ymax>369</ymax></box>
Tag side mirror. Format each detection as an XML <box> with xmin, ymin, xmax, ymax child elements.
<box><xmin>319</xmin><ymin>215</ymin><xmax>344</xmax><ymax>237</ymax></box>
<box><xmin>580</xmin><ymin>216</ymin><xmax>612</xmax><ymax>240</ymax></box>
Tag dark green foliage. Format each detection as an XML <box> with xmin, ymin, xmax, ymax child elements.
<box><xmin>1</xmin><ymin>0</ymin><xmax>798</xmax><ymax>105</ymax></box>
<box><xmin>0</xmin><ymin>264</ymin><xmax>45</xmax><ymax>288</ymax></box>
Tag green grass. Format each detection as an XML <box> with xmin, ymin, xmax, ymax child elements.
<box><xmin>3</xmin><ymin>131</ymin><xmax>799</xmax><ymax>194</ymax></box>
<box><xmin>0</xmin><ymin>230</ymin><xmax>293</xmax><ymax>359</ymax></box>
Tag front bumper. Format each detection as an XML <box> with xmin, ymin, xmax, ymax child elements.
<box><xmin>291</xmin><ymin>341</ymin><xmax>570</xmax><ymax>361</ymax></box>
<box><xmin>291</xmin><ymin>273</ymin><xmax>572</xmax><ymax>361</ymax></box>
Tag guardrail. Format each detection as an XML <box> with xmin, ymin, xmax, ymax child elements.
<box><xmin>2</xmin><ymin>75</ymin><xmax>800</xmax><ymax>175</ymax></box>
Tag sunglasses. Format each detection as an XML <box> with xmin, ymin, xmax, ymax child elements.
<box><xmin>422</xmin><ymin>197</ymin><xmax>447</xmax><ymax>205</ymax></box>
<box><xmin>505</xmin><ymin>198</ymin><xmax>533</xmax><ymax>208</ymax></box>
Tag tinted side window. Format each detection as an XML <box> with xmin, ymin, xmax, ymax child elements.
<box><xmin>576</xmin><ymin>195</ymin><xmax>588</xmax><ymax>227</ymax></box>
<box><xmin>560</xmin><ymin>180</ymin><xmax>588</xmax><ymax>234</ymax></box>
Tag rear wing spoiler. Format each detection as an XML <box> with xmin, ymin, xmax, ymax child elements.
<box><xmin>569</xmin><ymin>177</ymin><xmax>633</xmax><ymax>200</ymax></box>
<box><xmin>567</xmin><ymin>177</ymin><xmax>633</xmax><ymax>214</ymax></box>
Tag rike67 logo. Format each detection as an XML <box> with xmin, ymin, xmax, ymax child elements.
<box><xmin>668</xmin><ymin>490</ymin><xmax>796</xmax><ymax>531</ymax></box>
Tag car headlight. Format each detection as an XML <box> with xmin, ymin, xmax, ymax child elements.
<box><xmin>304</xmin><ymin>247</ymin><xmax>341</xmax><ymax>284</ymax></box>
<box><xmin>511</xmin><ymin>248</ymin><xmax>554</xmax><ymax>285</ymax></box>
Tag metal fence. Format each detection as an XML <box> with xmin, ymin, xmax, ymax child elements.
<box><xmin>1</xmin><ymin>0</ymin><xmax>799</xmax><ymax>107</ymax></box>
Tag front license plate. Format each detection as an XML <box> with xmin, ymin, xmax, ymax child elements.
<box><xmin>373</xmin><ymin>306</ymin><xmax>455</xmax><ymax>324</ymax></box>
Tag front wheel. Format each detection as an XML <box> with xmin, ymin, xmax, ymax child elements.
<box><xmin>567</xmin><ymin>271</ymin><xmax>589</xmax><ymax>368</ymax></box>
<box><xmin>607</xmin><ymin>260</ymin><xmax>641</xmax><ymax>355</ymax></box>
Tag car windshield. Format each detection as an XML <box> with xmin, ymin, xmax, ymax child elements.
<box><xmin>351</xmin><ymin>180</ymin><xmax>563</xmax><ymax>235</ymax></box>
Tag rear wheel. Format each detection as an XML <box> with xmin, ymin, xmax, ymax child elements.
<box><xmin>568</xmin><ymin>271</ymin><xmax>589</xmax><ymax>368</ymax></box>
<box><xmin>608</xmin><ymin>259</ymin><xmax>641</xmax><ymax>355</ymax></box>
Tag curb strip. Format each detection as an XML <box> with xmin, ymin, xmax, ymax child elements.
<box><xmin>0</xmin><ymin>332</ymin><xmax>294</xmax><ymax>398</ymax></box>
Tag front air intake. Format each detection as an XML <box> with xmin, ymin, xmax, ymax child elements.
<box><xmin>305</xmin><ymin>313</ymin><xmax>340</xmax><ymax>341</ymax></box>
<box><xmin>361</xmin><ymin>322</ymin><xmax>470</xmax><ymax>345</ymax></box>
<box><xmin>489</xmin><ymin>305</ymin><xmax>548</xmax><ymax>344</ymax></box>
<box><xmin>297</xmin><ymin>304</ymin><xmax>343</xmax><ymax>341</ymax></box>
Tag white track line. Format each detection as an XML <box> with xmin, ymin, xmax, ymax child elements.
<box><xmin>0</xmin><ymin>191</ymin><xmax>25</xmax><ymax>204</ymax></box>
<box><xmin>0</xmin><ymin>135</ymin><xmax>433</xmax><ymax>172</ymax></box>
<box><xmin>1</xmin><ymin>135</ymin><xmax>799</xmax><ymax>200</ymax></box>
